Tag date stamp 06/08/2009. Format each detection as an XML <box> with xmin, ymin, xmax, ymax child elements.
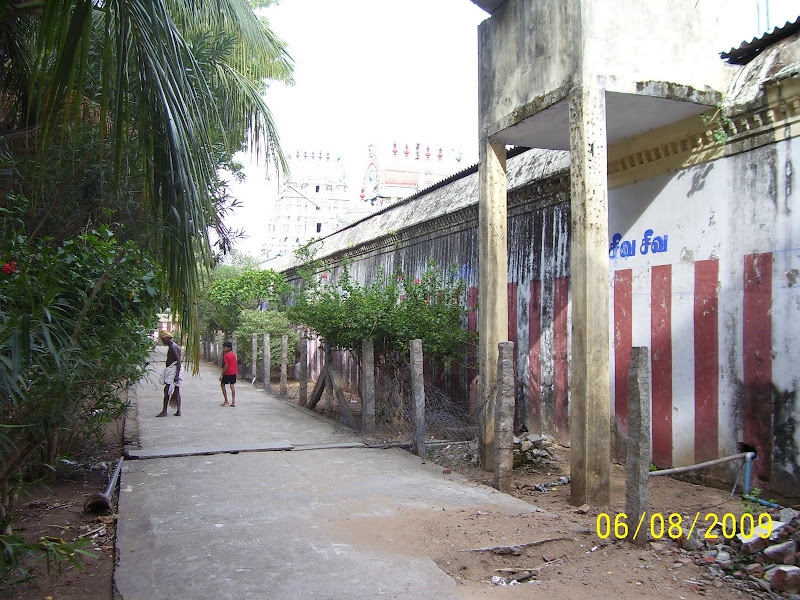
<box><xmin>596</xmin><ymin>512</ymin><xmax>774</xmax><ymax>541</ymax></box>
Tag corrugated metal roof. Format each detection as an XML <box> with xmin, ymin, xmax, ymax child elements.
<box><xmin>721</xmin><ymin>16</ymin><xmax>800</xmax><ymax>64</ymax></box>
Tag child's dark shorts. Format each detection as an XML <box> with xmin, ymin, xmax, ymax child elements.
<box><xmin>221</xmin><ymin>374</ymin><xmax>237</xmax><ymax>384</ymax></box>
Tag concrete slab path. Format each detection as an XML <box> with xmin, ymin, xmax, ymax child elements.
<box><xmin>114</xmin><ymin>348</ymin><xmax>542</xmax><ymax>600</ymax></box>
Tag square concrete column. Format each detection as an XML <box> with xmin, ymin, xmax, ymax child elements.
<box><xmin>494</xmin><ymin>341</ymin><xmax>515</xmax><ymax>492</ymax></box>
<box><xmin>263</xmin><ymin>334</ymin><xmax>271</xmax><ymax>393</ymax></box>
<box><xmin>626</xmin><ymin>347</ymin><xmax>651</xmax><ymax>545</ymax></box>
<box><xmin>298</xmin><ymin>334</ymin><xmax>308</xmax><ymax>406</ymax></box>
<box><xmin>361</xmin><ymin>339</ymin><xmax>375</xmax><ymax>432</ymax></box>
<box><xmin>477</xmin><ymin>137</ymin><xmax>508</xmax><ymax>470</ymax></box>
<box><xmin>568</xmin><ymin>81</ymin><xmax>611</xmax><ymax>506</ymax></box>
<box><xmin>251</xmin><ymin>333</ymin><xmax>258</xmax><ymax>381</ymax></box>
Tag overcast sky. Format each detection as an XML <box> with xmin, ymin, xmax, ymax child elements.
<box><xmin>225</xmin><ymin>0</ymin><xmax>800</xmax><ymax>258</ymax></box>
<box><xmin>264</xmin><ymin>0</ymin><xmax>487</xmax><ymax>178</ymax></box>
<box><xmin>226</xmin><ymin>0</ymin><xmax>486</xmax><ymax>257</ymax></box>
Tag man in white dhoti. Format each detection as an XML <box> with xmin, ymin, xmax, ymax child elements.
<box><xmin>156</xmin><ymin>330</ymin><xmax>183</xmax><ymax>416</ymax></box>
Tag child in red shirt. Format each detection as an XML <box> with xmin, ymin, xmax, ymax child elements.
<box><xmin>220</xmin><ymin>341</ymin><xmax>238</xmax><ymax>407</ymax></box>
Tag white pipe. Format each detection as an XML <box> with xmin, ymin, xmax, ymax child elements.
<box><xmin>649</xmin><ymin>452</ymin><xmax>751</xmax><ymax>477</ymax></box>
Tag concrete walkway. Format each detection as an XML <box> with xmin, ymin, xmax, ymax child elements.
<box><xmin>114</xmin><ymin>348</ymin><xmax>541</xmax><ymax>600</ymax></box>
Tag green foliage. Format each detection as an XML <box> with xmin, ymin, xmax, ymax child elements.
<box><xmin>234</xmin><ymin>310</ymin><xmax>298</xmax><ymax>368</ymax></box>
<box><xmin>0</xmin><ymin>532</ymin><xmax>95</xmax><ymax>587</ymax></box>
<box><xmin>0</xmin><ymin>0</ymin><xmax>294</xmax><ymax>364</ymax></box>
<box><xmin>0</xmin><ymin>1</ymin><xmax>295</xmax><ymax>586</ymax></box>
<box><xmin>0</xmin><ymin>207</ymin><xmax>158</xmax><ymax>529</ymax></box>
<box><xmin>701</xmin><ymin>102</ymin><xmax>733</xmax><ymax>144</ymax></box>
<box><xmin>208</xmin><ymin>269</ymin><xmax>290</xmax><ymax>311</ymax></box>
<box><xmin>289</xmin><ymin>248</ymin><xmax>475</xmax><ymax>367</ymax></box>
<box><xmin>742</xmin><ymin>487</ymin><xmax>763</xmax><ymax>514</ymax></box>
<box><xmin>199</xmin><ymin>264</ymin><xmax>289</xmax><ymax>336</ymax></box>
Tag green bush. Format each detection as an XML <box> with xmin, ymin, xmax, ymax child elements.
<box><xmin>289</xmin><ymin>255</ymin><xmax>476</xmax><ymax>367</ymax></box>
<box><xmin>234</xmin><ymin>309</ymin><xmax>298</xmax><ymax>370</ymax></box>
<box><xmin>0</xmin><ymin>533</ymin><xmax>95</xmax><ymax>587</ymax></box>
<box><xmin>0</xmin><ymin>213</ymin><xmax>159</xmax><ymax>531</ymax></box>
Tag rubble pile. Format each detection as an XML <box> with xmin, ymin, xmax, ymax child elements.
<box><xmin>676</xmin><ymin>507</ymin><xmax>800</xmax><ymax>597</ymax></box>
<box><xmin>512</xmin><ymin>433</ymin><xmax>563</xmax><ymax>470</ymax></box>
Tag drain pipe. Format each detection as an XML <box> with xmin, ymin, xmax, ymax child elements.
<box><xmin>742</xmin><ymin>452</ymin><xmax>781</xmax><ymax>507</ymax></box>
<box><xmin>650</xmin><ymin>451</ymin><xmax>780</xmax><ymax>509</ymax></box>
<box><xmin>649</xmin><ymin>451</ymin><xmax>753</xmax><ymax>477</ymax></box>
<box><xmin>84</xmin><ymin>456</ymin><xmax>124</xmax><ymax>514</ymax></box>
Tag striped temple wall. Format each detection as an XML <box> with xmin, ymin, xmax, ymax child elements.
<box><xmin>288</xmin><ymin>135</ymin><xmax>799</xmax><ymax>496</ymax></box>
<box><xmin>606</xmin><ymin>139</ymin><xmax>799</xmax><ymax>495</ymax></box>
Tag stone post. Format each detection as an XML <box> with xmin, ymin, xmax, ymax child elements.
<box><xmin>280</xmin><ymin>335</ymin><xmax>288</xmax><ymax>397</ymax></box>
<box><xmin>361</xmin><ymin>339</ymin><xmax>376</xmax><ymax>433</ymax></box>
<box><xmin>299</xmin><ymin>334</ymin><xmax>308</xmax><ymax>406</ymax></box>
<box><xmin>410</xmin><ymin>339</ymin><xmax>426</xmax><ymax>457</ymax></box>
<box><xmin>477</xmin><ymin>137</ymin><xmax>508</xmax><ymax>471</ymax></box>
<box><xmin>493</xmin><ymin>342</ymin><xmax>515</xmax><ymax>492</ymax></box>
<box><xmin>231</xmin><ymin>333</ymin><xmax>238</xmax><ymax>364</ymax></box>
<box><xmin>263</xmin><ymin>334</ymin><xmax>271</xmax><ymax>393</ymax></box>
<box><xmin>626</xmin><ymin>347</ymin><xmax>651</xmax><ymax>546</ymax></box>
<box><xmin>568</xmin><ymin>81</ymin><xmax>611</xmax><ymax>506</ymax></box>
<box><xmin>322</xmin><ymin>344</ymin><xmax>332</xmax><ymax>415</ymax></box>
<box><xmin>251</xmin><ymin>333</ymin><xmax>258</xmax><ymax>381</ymax></box>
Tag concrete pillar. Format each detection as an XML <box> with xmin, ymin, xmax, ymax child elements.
<box><xmin>477</xmin><ymin>137</ymin><xmax>508</xmax><ymax>470</ymax></box>
<box><xmin>626</xmin><ymin>347</ymin><xmax>651</xmax><ymax>546</ymax></box>
<box><xmin>410</xmin><ymin>339</ymin><xmax>426</xmax><ymax>457</ymax></box>
<box><xmin>568</xmin><ymin>81</ymin><xmax>611</xmax><ymax>506</ymax></box>
<box><xmin>493</xmin><ymin>342</ymin><xmax>515</xmax><ymax>493</ymax></box>
<box><xmin>251</xmin><ymin>333</ymin><xmax>258</xmax><ymax>381</ymax></box>
<box><xmin>299</xmin><ymin>334</ymin><xmax>308</xmax><ymax>406</ymax></box>
<box><xmin>263</xmin><ymin>334</ymin><xmax>271</xmax><ymax>393</ymax></box>
<box><xmin>361</xmin><ymin>339</ymin><xmax>376</xmax><ymax>433</ymax></box>
<box><xmin>231</xmin><ymin>334</ymin><xmax>237</xmax><ymax>363</ymax></box>
<box><xmin>280</xmin><ymin>335</ymin><xmax>288</xmax><ymax>397</ymax></box>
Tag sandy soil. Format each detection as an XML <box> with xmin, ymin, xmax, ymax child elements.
<box><xmin>419</xmin><ymin>440</ymin><xmax>770</xmax><ymax>599</ymax></box>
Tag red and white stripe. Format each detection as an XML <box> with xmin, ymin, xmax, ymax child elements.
<box><xmin>608</xmin><ymin>252</ymin><xmax>797</xmax><ymax>483</ymax></box>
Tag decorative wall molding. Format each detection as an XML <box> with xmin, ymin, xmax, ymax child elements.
<box><xmin>607</xmin><ymin>75</ymin><xmax>800</xmax><ymax>188</ymax></box>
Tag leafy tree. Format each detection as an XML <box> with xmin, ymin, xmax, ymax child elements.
<box><xmin>289</xmin><ymin>254</ymin><xmax>476</xmax><ymax>366</ymax></box>
<box><xmin>199</xmin><ymin>261</ymin><xmax>288</xmax><ymax>336</ymax></box>
<box><xmin>208</xmin><ymin>269</ymin><xmax>290</xmax><ymax>312</ymax></box>
<box><xmin>0</xmin><ymin>0</ymin><xmax>294</xmax><ymax>360</ymax></box>
<box><xmin>234</xmin><ymin>309</ymin><xmax>298</xmax><ymax>370</ymax></box>
<box><xmin>288</xmin><ymin>250</ymin><xmax>477</xmax><ymax>427</ymax></box>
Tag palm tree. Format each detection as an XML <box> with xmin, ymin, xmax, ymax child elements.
<box><xmin>0</xmin><ymin>0</ymin><xmax>293</xmax><ymax>362</ymax></box>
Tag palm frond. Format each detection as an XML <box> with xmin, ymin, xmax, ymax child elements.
<box><xmin>3</xmin><ymin>0</ymin><xmax>293</xmax><ymax>368</ymax></box>
<box><xmin>214</xmin><ymin>61</ymin><xmax>287</xmax><ymax>171</ymax></box>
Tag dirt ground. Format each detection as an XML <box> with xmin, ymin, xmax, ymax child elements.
<box><xmin>4</xmin><ymin>382</ymin><xmax>798</xmax><ymax>600</ymax></box>
<box><xmin>418</xmin><ymin>440</ymin><xmax>795</xmax><ymax>599</ymax></box>
<box><xmin>2</xmin><ymin>421</ymin><xmax>122</xmax><ymax>600</ymax></box>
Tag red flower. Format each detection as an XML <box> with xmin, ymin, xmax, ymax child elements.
<box><xmin>414</xmin><ymin>278</ymin><xmax>420</xmax><ymax>285</ymax></box>
<box><xmin>322</xmin><ymin>273</ymin><xmax>328</xmax><ymax>279</ymax></box>
<box><xmin>2</xmin><ymin>261</ymin><xmax>18</xmax><ymax>274</ymax></box>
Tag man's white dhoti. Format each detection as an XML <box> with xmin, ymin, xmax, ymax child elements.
<box><xmin>160</xmin><ymin>363</ymin><xmax>183</xmax><ymax>399</ymax></box>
